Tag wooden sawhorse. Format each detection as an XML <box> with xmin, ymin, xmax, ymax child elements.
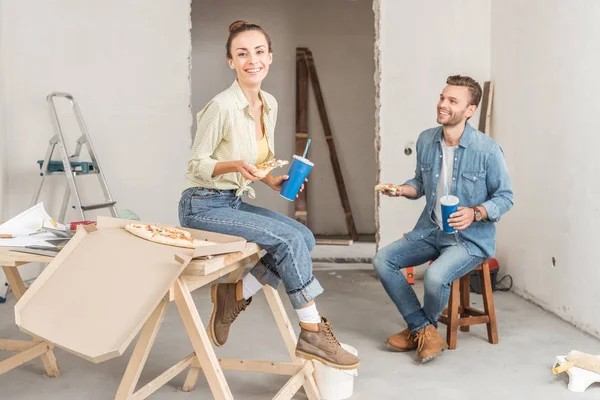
<box><xmin>115</xmin><ymin>243</ymin><xmax>321</xmax><ymax>400</ymax></box>
<box><xmin>0</xmin><ymin>248</ymin><xmax>60</xmax><ymax>377</ymax></box>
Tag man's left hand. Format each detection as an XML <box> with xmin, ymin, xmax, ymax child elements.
<box><xmin>448</xmin><ymin>207</ymin><xmax>475</xmax><ymax>231</ymax></box>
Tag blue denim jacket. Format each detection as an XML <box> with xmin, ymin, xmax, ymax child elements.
<box><xmin>404</xmin><ymin>123</ymin><xmax>514</xmax><ymax>258</ymax></box>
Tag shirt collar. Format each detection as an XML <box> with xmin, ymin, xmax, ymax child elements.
<box><xmin>433</xmin><ymin>123</ymin><xmax>475</xmax><ymax>148</ymax></box>
<box><xmin>230</xmin><ymin>79</ymin><xmax>272</xmax><ymax>115</ymax></box>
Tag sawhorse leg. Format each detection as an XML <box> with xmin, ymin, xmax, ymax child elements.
<box><xmin>1</xmin><ymin>265</ymin><xmax>60</xmax><ymax>377</ymax></box>
<box><xmin>263</xmin><ymin>286</ymin><xmax>321</xmax><ymax>400</ymax></box>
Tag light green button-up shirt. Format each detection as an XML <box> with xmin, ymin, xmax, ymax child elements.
<box><xmin>184</xmin><ymin>80</ymin><xmax>277</xmax><ymax>198</ymax></box>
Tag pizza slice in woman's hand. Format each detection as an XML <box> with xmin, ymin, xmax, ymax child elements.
<box><xmin>253</xmin><ymin>159</ymin><xmax>289</xmax><ymax>178</ymax></box>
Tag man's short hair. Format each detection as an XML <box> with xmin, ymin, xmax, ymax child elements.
<box><xmin>446</xmin><ymin>75</ymin><xmax>482</xmax><ymax>107</ymax></box>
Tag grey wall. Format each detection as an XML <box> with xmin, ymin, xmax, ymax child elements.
<box><xmin>491</xmin><ymin>0</ymin><xmax>600</xmax><ymax>338</ymax></box>
<box><xmin>191</xmin><ymin>0</ymin><xmax>376</xmax><ymax>235</ymax></box>
<box><xmin>0</xmin><ymin>0</ymin><xmax>192</xmax><ymax>226</ymax></box>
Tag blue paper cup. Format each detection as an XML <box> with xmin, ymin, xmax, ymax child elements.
<box><xmin>441</xmin><ymin>195</ymin><xmax>459</xmax><ymax>233</ymax></box>
<box><xmin>280</xmin><ymin>155</ymin><xmax>314</xmax><ymax>201</ymax></box>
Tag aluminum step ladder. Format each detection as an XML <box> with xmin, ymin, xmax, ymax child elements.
<box><xmin>32</xmin><ymin>92</ymin><xmax>118</xmax><ymax>223</ymax></box>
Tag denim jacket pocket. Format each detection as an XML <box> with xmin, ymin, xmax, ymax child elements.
<box><xmin>461</xmin><ymin>171</ymin><xmax>487</xmax><ymax>198</ymax></box>
<box><xmin>420</xmin><ymin>163</ymin><xmax>433</xmax><ymax>193</ymax></box>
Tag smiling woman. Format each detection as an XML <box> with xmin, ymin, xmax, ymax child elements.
<box><xmin>179</xmin><ymin>20</ymin><xmax>359</xmax><ymax>370</ymax></box>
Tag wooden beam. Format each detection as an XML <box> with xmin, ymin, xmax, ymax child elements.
<box><xmin>218</xmin><ymin>358</ymin><xmax>300</xmax><ymax>376</ymax></box>
<box><xmin>115</xmin><ymin>299</ymin><xmax>169</xmax><ymax>400</ymax></box>
<box><xmin>0</xmin><ymin>339</ymin><xmax>38</xmax><ymax>352</ymax></box>
<box><xmin>478</xmin><ymin>81</ymin><xmax>494</xmax><ymax>135</ymax></box>
<box><xmin>132</xmin><ymin>353</ymin><xmax>195</xmax><ymax>400</ymax></box>
<box><xmin>295</xmin><ymin>48</ymin><xmax>310</xmax><ymax>226</ymax></box>
<box><xmin>300</xmin><ymin>48</ymin><xmax>359</xmax><ymax>241</ymax></box>
<box><xmin>0</xmin><ymin>342</ymin><xmax>50</xmax><ymax>375</ymax></box>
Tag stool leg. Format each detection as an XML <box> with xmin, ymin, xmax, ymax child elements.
<box><xmin>459</xmin><ymin>274</ymin><xmax>471</xmax><ymax>332</ymax></box>
<box><xmin>480</xmin><ymin>262</ymin><xmax>499</xmax><ymax>344</ymax></box>
<box><xmin>446</xmin><ymin>279</ymin><xmax>460</xmax><ymax>350</ymax></box>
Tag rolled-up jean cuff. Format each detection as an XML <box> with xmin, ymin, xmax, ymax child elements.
<box><xmin>286</xmin><ymin>278</ymin><xmax>324</xmax><ymax>309</ymax></box>
<box><xmin>250</xmin><ymin>260</ymin><xmax>281</xmax><ymax>289</ymax></box>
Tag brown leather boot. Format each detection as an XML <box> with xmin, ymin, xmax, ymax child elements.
<box><xmin>208</xmin><ymin>281</ymin><xmax>251</xmax><ymax>347</ymax></box>
<box><xmin>414</xmin><ymin>324</ymin><xmax>448</xmax><ymax>363</ymax></box>
<box><xmin>386</xmin><ymin>328</ymin><xmax>418</xmax><ymax>352</ymax></box>
<box><xmin>295</xmin><ymin>317</ymin><xmax>360</xmax><ymax>370</ymax></box>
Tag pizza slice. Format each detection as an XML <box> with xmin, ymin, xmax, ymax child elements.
<box><xmin>125</xmin><ymin>224</ymin><xmax>218</xmax><ymax>249</ymax></box>
<box><xmin>375</xmin><ymin>183</ymin><xmax>401</xmax><ymax>196</ymax></box>
<box><xmin>253</xmin><ymin>159</ymin><xmax>289</xmax><ymax>178</ymax></box>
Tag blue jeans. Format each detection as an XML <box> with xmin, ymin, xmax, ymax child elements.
<box><xmin>373</xmin><ymin>230</ymin><xmax>484</xmax><ymax>334</ymax></box>
<box><xmin>178</xmin><ymin>187</ymin><xmax>323</xmax><ymax>309</ymax></box>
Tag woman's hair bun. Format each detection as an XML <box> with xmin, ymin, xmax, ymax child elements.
<box><xmin>229</xmin><ymin>20</ymin><xmax>249</xmax><ymax>33</ymax></box>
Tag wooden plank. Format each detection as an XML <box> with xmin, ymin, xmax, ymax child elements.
<box><xmin>14</xmin><ymin>227</ymin><xmax>192</xmax><ymax>363</ymax></box>
<box><xmin>0</xmin><ymin>339</ymin><xmax>38</xmax><ymax>352</ymax></box>
<box><xmin>115</xmin><ymin>299</ymin><xmax>169</xmax><ymax>400</ymax></box>
<box><xmin>295</xmin><ymin>48</ymin><xmax>310</xmax><ymax>226</ymax></box>
<box><xmin>0</xmin><ymin>342</ymin><xmax>49</xmax><ymax>375</ymax></box>
<box><xmin>457</xmin><ymin>316</ymin><xmax>490</xmax><ymax>326</ymax></box>
<box><xmin>480</xmin><ymin>261</ymin><xmax>499</xmax><ymax>344</ymax></box>
<box><xmin>181</xmin><ymin>355</ymin><xmax>203</xmax><ymax>392</ymax></box>
<box><xmin>174</xmin><ymin>278</ymin><xmax>233</xmax><ymax>400</ymax></box>
<box><xmin>459</xmin><ymin>274</ymin><xmax>471</xmax><ymax>332</ymax></box>
<box><xmin>301</xmin><ymin>49</ymin><xmax>359</xmax><ymax>241</ymax></box>
<box><xmin>218</xmin><ymin>358</ymin><xmax>300</xmax><ymax>376</ymax></box>
<box><xmin>39</xmin><ymin>349</ymin><xmax>60</xmax><ymax>377</ymax></box>
<box><xmin>182</xmin><ymin>257</ymin><xmax>253</xmax><ymax>295</ymax></box>
<box><xmin>132</xmin><ymin>353</ymin><xmax>195</xmax><ymax>400</ymax></box>
<box><xmin>478</xmin><ymin>81</ymin><xmax>494</xmax><ymax>135</ymax></box>
<box><xmin>0</xmin><ymin>248</ymin><xmax>53</xmax><ymax>267</ymax></box>
<box><xmin>263</xmin><ymin>286</ymin><xmax>300</xmax><ymax>361</ymax></box>
<box><xmin>301</xmin><ymin>362</ymin><xmax>321</xmax><ymax>400</ymax></box>
<box><xmin>2</xmin><ymin>266</ymin><xmax>27</xmax><ymax>300</ymax></box>
<box><xmin>1</xmin><ymin>263</ymin><xmax>61</xmax><ymax>377</ymax></box>
<box><xmin>272</xmin><ymin>366</ymin><xmax>308</xmax><ymax>400</ymax></box>
<box><xmin>182</xmin><ymin>257</ymin><xmax>225</xmax><ymax>276</ymax></box>
<box><xmin>446</xmin><ymin>279</ymin><xmax>460</xmax><ymax>350</ymax></box>
<box><xmin>315</xmin><ymin>238</ymin><xmax>353</xmax><ymax>246</ymax></box>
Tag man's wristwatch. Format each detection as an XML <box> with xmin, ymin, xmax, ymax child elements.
<box><xmin>472</xmin><ymin>207</ymin><xmax>483</xmax><ymax>222</ymax></box>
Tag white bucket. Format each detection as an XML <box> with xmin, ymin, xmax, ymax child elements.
<box><xmin>313</xmin><ymin>343</ymin><xmax>358</xmax><ymax>400</ymax></box>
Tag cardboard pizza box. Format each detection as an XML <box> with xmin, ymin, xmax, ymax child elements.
<box><xmin>13</xmin><ymin>217</ymin><xmax>246</xmax><ymax>363</ymax></box>
<box><xmin>96</xmin><ymin>216</ymin><xmax>247</xmax><ymax>259</ymax></box>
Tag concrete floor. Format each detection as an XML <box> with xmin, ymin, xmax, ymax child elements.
<box><xmin>1</xmin><ymin>267</ymin><xmax>599</xmax><ymax>399</ymax></box>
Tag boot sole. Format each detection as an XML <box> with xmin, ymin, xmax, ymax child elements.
<box><xmin>418</xmin><ymin>343</ymin><xmax>449</xmax><ymax>363</ymax></box>
<box><xmin>207</xmin><ymin>284</ymin><xmax>224</xmax><ymax>348</ymax></box>
<box><xmin>295</xmin><ymin>350</ymin><xmax>360</xmax><ymax>370</ymax></box>
<box><xmin>385</xmin><ymin>339</ymin><xmax>417</xmax><ymax>352</ymax></box>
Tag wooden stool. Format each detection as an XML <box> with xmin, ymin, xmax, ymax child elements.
<box><xmin>438</xmin><ymin>259</ymin><xmax>498</xmax><ymax>350</ymax></box>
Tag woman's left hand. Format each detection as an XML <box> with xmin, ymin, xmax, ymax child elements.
<box><xmin>268</xmin><ymin>175</ymin><xmax>307</xmax><ymax>196</ymax></box>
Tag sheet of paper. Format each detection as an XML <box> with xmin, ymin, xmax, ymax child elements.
<box><xmin>0</xmin><ymin>203</ymin><xmax>67</xmax><ymax>247</ymax></box>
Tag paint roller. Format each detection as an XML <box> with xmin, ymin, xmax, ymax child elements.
<box><xmin>553</xmin><ymin>350</ymin><xmax>600</xmax><ymax>375</ymax></box>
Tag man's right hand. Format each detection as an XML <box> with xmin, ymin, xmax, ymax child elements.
<box><xmin>235</xmin><ymin>161</ymin><xmax>261</xmax><ymax>182</ymax></box>
<box><xmin>381</xmin><ymin>185</ymin><xmax>403</xmax><ymax>197</ymax></box>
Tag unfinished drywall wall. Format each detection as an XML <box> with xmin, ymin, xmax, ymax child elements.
<box><xmin>377</xmin><ymin>0</ymin><xmax>491</xmax><ymax>249</ymax></box>
<box><xmin>191</xmin><ymin>0</ymin><xmax>376</xmax><ymax>235</ymax></box>
<box><xmin>0</xmin><ymin>1</ymin><xmax>7</xmax><ymax>221</ymax></box>
<box><xmin>1</xmin><ymin>0</ymin><xmax>192</xmax><ymax>226</ymax></box>
<box><xmin>491</xmin><ymin>0</ymin><xmax>600</xmax><ymax>338</ymax></box>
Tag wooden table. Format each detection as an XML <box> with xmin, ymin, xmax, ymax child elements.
<box><xmin>114</xmin><ymin>243</ymin><xmax>322</xmax><ymax>400</ymax></box>
<box><xmin>3</xmin><ymin>233</ymin><xmax>321</xmax><ymax>399</ymax></box>
<box><xmin>0</xmin><ymin>248</ymin><xmax>60</xmax><ymax>377</ymax></box>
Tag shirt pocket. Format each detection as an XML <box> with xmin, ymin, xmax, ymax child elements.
<box><xmin>461</xmin><ymin>171</ymin><xmax>487</xmax><ymax>198</ymax></box>
<box><xmin>420</xmin><ymin>163</ymin><xmax>433</xmax><ymax>193</ymax></box>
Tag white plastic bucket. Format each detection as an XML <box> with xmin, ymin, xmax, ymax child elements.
<box><xmin>313</xmin><ymin>343</ymin><xmax>358</xmax><ymax>400</ymax></box>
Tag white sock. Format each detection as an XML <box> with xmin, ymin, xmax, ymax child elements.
<box><xmin>296</xmin><ymin>303</ymin><xmax>321</xmax><ymax>324</ymax></box>
<box><xmin>241</xmin><ymin>273</ymin><xmax>264</xmax><ymax>300</ymax></box>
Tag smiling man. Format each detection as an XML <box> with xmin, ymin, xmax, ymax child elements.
<box><xmin>372</xmin><ymin>75</ymin><xmax>514</xmax><ymax>363</ymax></box>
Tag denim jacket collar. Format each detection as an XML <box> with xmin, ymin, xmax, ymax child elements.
<box><xmin>433</xmin><ymin>123</ymin><xmax>475</xmax><ymax>149</ymax></box>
